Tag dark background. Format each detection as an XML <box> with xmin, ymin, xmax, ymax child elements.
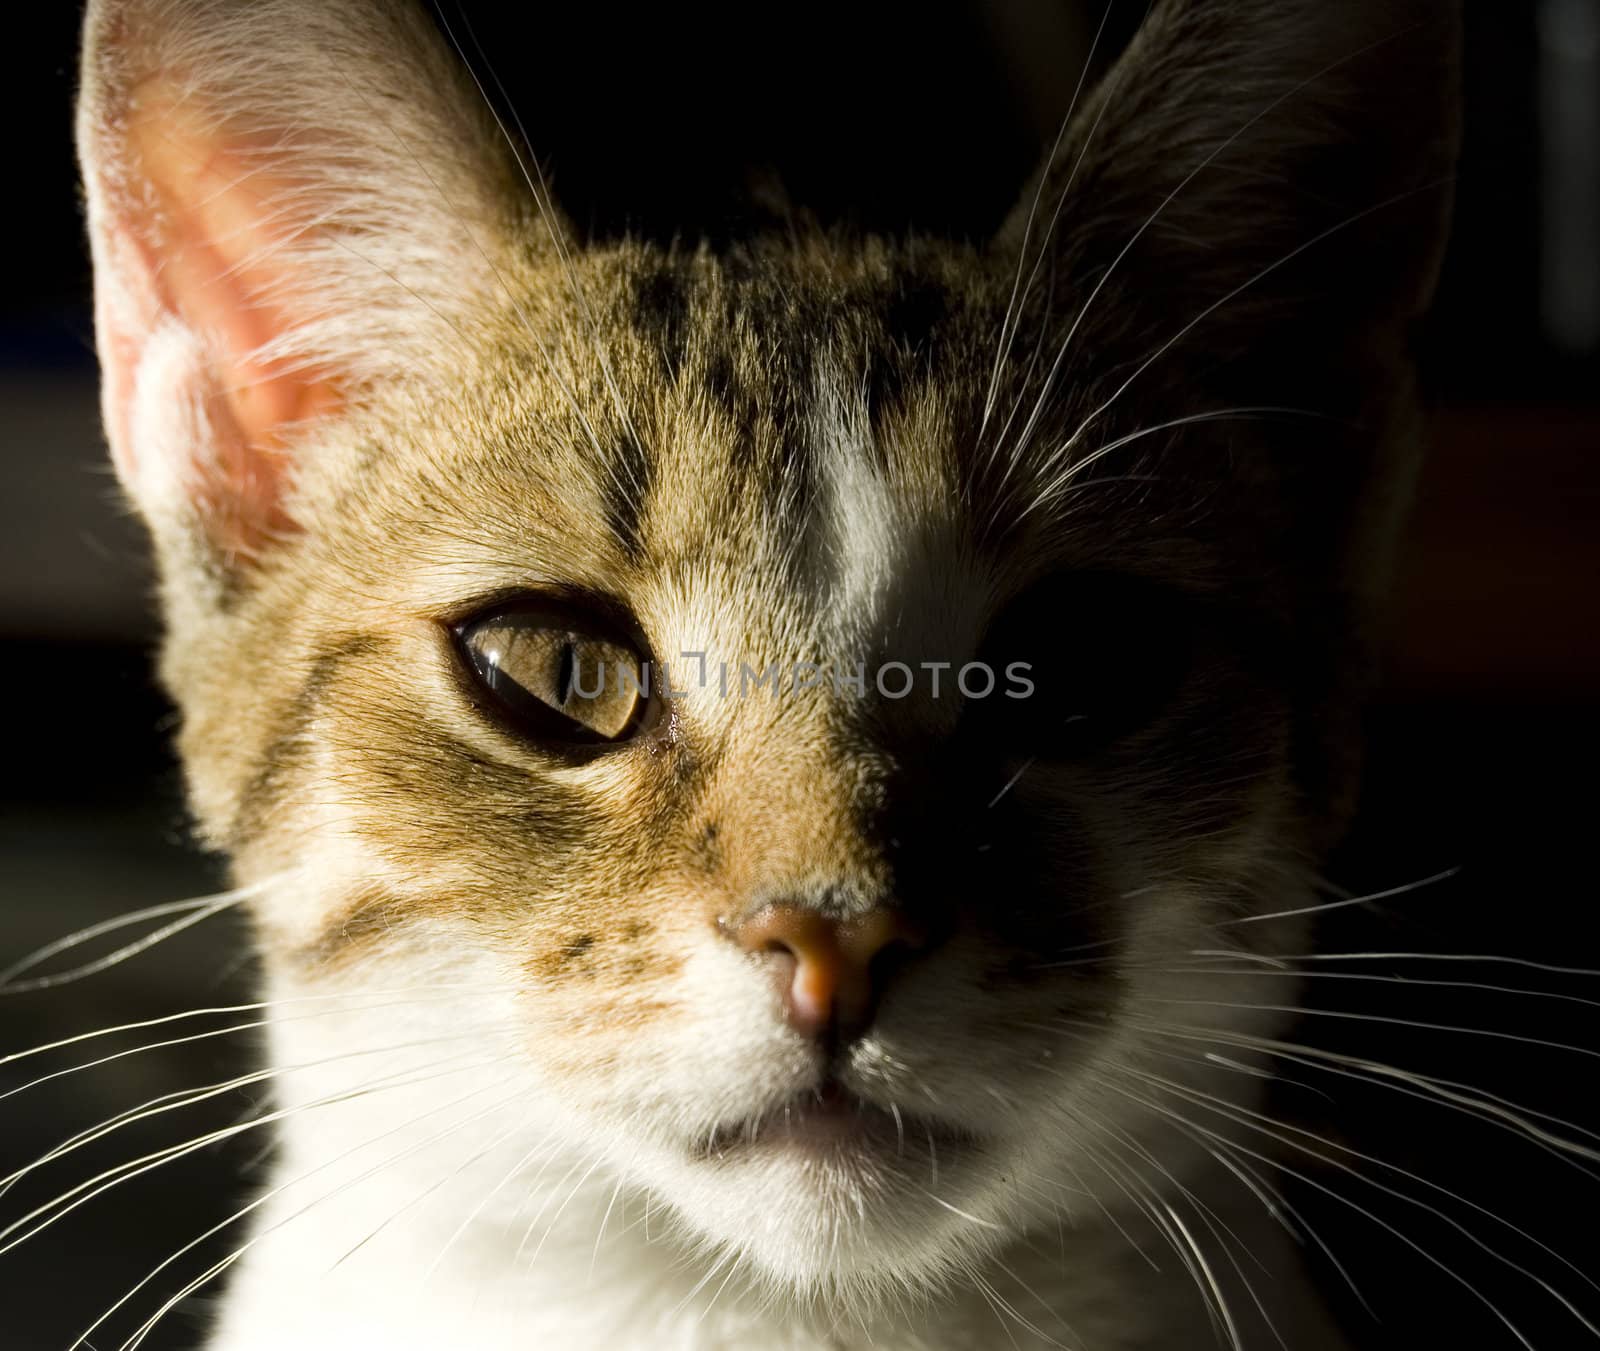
<box><xmin>2</xmin><ymin>3</ymin><xmax>1597</xmax><ymax>1348</ymax></box>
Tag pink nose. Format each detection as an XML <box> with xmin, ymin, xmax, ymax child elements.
<box><xmin>728</xmin><ymin>904</ymin><xmax>926</xmax><ymax>1040</ymax></box>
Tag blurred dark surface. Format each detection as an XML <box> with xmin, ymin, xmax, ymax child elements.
<box><xmin>3</xmin><ymin>3</ymin><xmax>1598</xmax><ymax>1348</ymax></box>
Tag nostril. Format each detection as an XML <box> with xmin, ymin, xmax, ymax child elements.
<box><xmin>867</xmin><ymin>933</ymin><xmax>920</xmax><ymax>991</ymax></box>
<box><xmin>759</xmin><ymin>937</ymin><xmax>801</xmax><ymax>992</ymax></box>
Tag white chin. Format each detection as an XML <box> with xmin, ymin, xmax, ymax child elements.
<box><xmin>659</xmin><ymin>1116</ymin><xmax>1004</xmax><ymax>1295</ymax></box>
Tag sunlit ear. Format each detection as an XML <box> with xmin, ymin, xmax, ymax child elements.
<box><xmin>77</xmin><ymin>0</ymin><xmax>559</xmax><ymax>560</ymax></box>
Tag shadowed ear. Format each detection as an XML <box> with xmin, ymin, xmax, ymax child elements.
<box><xmin>995</xmin><ymin>1</ymin><xmax>1461</xmax><ymax>371</ymax></box>
<box><xmin>991</xmin><ymin>3</ymin><xmax>1460</xmax><ymax>846</ymax></box>
<box><xmin>77</xmin><ymin>0</ymin><xmax>560</xmax><ymax>560</ymax></box>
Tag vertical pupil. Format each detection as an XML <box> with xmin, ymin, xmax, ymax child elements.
<box><xmin>557</xmin><ymin>639</ymin><xmax>577</xmax><ymax>706</ymax></box>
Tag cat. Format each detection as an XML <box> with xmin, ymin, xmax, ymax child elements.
<box><xmin>65</xmin><ymin>0</ymin><xmax>1461</xmax><ymax>1346</ymax></box>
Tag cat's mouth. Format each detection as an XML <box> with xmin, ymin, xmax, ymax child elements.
<box><xmin>695</xmin><ymin>1077</ymin><xmax>983</xmax><ymax>1163</ymax></box>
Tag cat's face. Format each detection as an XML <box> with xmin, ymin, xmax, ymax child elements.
<box><xmin>78</xmin><ymin>0</ymin><xmax>1458</xmax><ymax>1311</ymax></box>
<box><xmin>184</xmin><ymin>240</ymin><xmax>1315</xmax><ymax>1291</ymax></box>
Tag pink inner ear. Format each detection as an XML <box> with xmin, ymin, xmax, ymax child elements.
<box><xmin>95</xmin><ymin>82</ymin><xmax>344</xmax><ymax>554</ymax></box>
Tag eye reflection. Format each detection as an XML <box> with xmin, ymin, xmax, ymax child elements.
<box><xmin>454</xmin><ymin>600</ymin><xmax>655</xmax><ymax>745</ymax></box>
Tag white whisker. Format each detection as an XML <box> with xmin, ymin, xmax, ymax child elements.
<box><xmin>0</xmin><ymin>884</ymin><xmax>258</xmax><ymax>993</ymax></box>
<box><xmin>1219</xmin><ymin>867</ymin><xmax>1460</xmax><ymax>925</ymax></box>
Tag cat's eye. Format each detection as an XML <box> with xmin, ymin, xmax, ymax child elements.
<box><xmin>453</xmin><ymin>600</ymin><xmax>657</xmax><ymax>746</ymax></box>
<box><xmin>972</xmin><ymin>574</ymin><xmax>1194</xmax><ymax>759</ymax></box>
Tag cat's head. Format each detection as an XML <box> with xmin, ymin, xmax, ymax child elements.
<box><xmin>78</xmin><ymin>0</ymin><xmax>1458</xmax><ymax>1311</ymax></box>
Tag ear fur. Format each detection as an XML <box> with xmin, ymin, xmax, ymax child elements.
<box><xmin>996</xmin><ymin>1</ymin><xmax>1462</xmax><ymax>365</ymax></box>
<box><xmin>77</xmin><ymin>0</ymin><xmax>552</xmax><ymax>560</ymax></box>
<box><xmin>993</xmin><ymin>2</ymin><xmax>1461</xmax><ymax>845</ymax></box>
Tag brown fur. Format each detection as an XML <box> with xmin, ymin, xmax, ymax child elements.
<box><xmin>75</xmin><ymin>0</ymin><xmax>1460</xmax><ymax>1340</ymax></box>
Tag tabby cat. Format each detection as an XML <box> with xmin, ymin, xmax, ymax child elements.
<box><xmin>69</xmin><ymin>0</ymin><xmax>1460</xmax><ymax>1346</ymax></box>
